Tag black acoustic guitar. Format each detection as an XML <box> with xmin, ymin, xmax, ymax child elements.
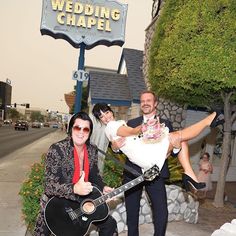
<box><xmin>44</xmin><ymin>165</ymin><xmax>159</xmax><ymax>236</ymax></box>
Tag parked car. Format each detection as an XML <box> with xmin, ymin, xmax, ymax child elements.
<box><xmin>32</xmin><ymin>121</ymin><xmax>41</xmax><ymax>128</ymax></box>
<box><xmin>15</xmin><ymin>120</ymin><xmax>29</xmax><ymax>131</ymax></box>
<box><xmin>43</xmin><ymin>122</ymin><xmax>50</xmax><ymax>127</ymax></box>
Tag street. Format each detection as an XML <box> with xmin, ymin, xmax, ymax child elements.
<box><xmin>0</xmin><ymin>125</ymin><xmax>57</xmax><ymax>158</ymax></box>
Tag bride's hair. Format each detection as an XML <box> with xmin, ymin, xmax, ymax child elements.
<box><xmin>92</xmin><ymin>103</ymin><xmax>114</xmax><ymax>120</ymax></box>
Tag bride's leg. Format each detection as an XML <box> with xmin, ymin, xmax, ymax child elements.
<box><xmin>166</xmin><ymin>139</ymin><xmax>198</xmax><ymax>181</ymax></box>
<box><xmin>169</xmin><ymin>112</ymin><xmax>222</xmax><ymax>149</ymax></box>
<box><xmin>166</xmin><ymin>112</ymin><xmax>222</xmax><ymax>190</ymax></box>
<box><xmin>179</xmin><ymin>112</ymin><xmax>220</xmax><ymax>141</ymax></box>
<box><xmin>167</xmin><ymin>139</ymin><xmax>206</xmax><ymax>190</ymax></box>
<box><xmin>176</xmin><ymin>142</ymin><xmax>206</xmax><ymax>190</ymax></box>
<box><xmin>177</xmin><ymin>141</ymin><xmax>198</xmax><ymax>182</ymax></box>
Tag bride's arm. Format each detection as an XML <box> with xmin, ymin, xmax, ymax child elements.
<box><xmin>117</xmin><ymin>124</ymin><xmax>142</xmax><ymax>137</ymax></box>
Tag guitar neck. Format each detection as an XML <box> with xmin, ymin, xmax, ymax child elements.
<box><xmin>94</xmin><ymin>175</ymin><xmax>144</xmax><ymax>207</ymax></box>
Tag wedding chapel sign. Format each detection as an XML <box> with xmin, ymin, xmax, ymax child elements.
<box><xmin>40</xmin><ymin>0</ymin><xmax>128</xmax><ymax>49</ymax></box>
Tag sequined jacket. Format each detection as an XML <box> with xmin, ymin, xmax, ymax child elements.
<box><xmin>34</xmin><ymin>136</ymin><xmax>105</xmax><ymax>235</ymax></box>
<box><xmin>43</xmin><ymin>136</ymin><xmax>105</xmax><ymax>201</ymax></box>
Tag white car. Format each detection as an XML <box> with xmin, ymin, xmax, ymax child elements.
<box><xmin>32</xmin><ymin>121</ymin><xmax>41</xmax><ymax>128</ymax></box>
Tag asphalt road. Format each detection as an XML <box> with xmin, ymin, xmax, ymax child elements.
<box><xmin>0</xmin><ymin>125</ymin><xmax>58</xmax><ymax>158</ymax></box>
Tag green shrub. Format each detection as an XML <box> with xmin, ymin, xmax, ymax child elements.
<box><xmin>19</xmin><ymin>154</ymin><xmax>46</xmax><ymax>232</ymax></box>
<box><xmin>102</xmin><ymin>147</ymin><xmax>125</xmax><ymax>188</ymax></box>
<box><xmin>166</xmin><ymin>155</ymin><xmax>184</xmax><ymax>186</ymax></box>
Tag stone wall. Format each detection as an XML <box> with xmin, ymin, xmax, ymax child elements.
<box><xmin>156</xmin><ymin>98</ymin><xmax>186</xmax><ymax>129</ymax></box>
<box><xmin>89</xmin><ymin>185</ymin><xmax>199</xmax><ymax>235</ymax></box>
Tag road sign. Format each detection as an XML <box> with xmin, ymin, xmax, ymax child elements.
<box><xmin>72</xmin><ymin>70</ymin><xmax>90</xmax><ymax>82</ymax></box>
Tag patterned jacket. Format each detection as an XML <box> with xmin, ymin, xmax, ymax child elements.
<box><xmin>34</xmin><ymin>136</ymin><xmax>105</xmax><ymax>236</ymax></box>
<box><xmin>44</xmin><ymin>136</ymin><xmax>105</xmax><ymax>201</ymax></box>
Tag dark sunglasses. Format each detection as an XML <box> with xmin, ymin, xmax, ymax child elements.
<box><xmin>72</xmin><ymin>126</ymin><xmax>90</xmax><ymax>133</ymax></box>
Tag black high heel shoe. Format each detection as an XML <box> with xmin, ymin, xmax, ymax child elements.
<box><xmin>182</xmin><ymin>173</ymin><xmax>206</xmax><ymax>192</ymax></box>
<box><xmin>210</xmin><ymin>110</ymin><xmax>225</xmax><ymax>128</ymax></box>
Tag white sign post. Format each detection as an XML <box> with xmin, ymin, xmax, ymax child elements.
<box><xmin>72</xmin><ymin>70</ymin><xmax>90</xmax><ymax>82</ymax></box>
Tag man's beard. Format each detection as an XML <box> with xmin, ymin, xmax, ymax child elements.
<box><xmin>142</xmin><ymin>106</ymin><xmax>155</xmax><ymax>115</ymax></box>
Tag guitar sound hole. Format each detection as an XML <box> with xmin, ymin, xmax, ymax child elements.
<box><xmin>82</xmin><ymin>201</ymin><xmax>95</xmax><ymax>214</ymax></box>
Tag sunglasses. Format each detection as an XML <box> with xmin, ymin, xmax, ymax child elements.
<box><xmin>72</xmin><ymin>126</ymin><xmax>90</xmax><ymax>134</ymax></box>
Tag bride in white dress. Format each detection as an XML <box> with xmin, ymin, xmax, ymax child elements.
<box><xmin>92</xmin><ymin>102</ymin><xmax>223</xmax><ymax>190</ymax></box>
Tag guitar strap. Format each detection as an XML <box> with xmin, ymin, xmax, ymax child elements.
<box><xmin>97</xmin><ymin>147</ymin><xmax>141</xmax><ymax>178</ymax></box>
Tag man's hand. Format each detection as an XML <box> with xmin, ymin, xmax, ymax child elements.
<box><xmin>169</xmin><ymin>131</ymin><xmax>182</xmax><ymax>149</ymax></box>
<box><xmin>111</xmin><ymin>137</ymin><xmax>126</xmax><ymax>152</ymax></box>
<box><xmin>73</xmin><ymin>171</ymin><xmax>93</xmax><ymax>195</ymax></box>
<box><xmin>103</xmin><ymin>186</ymin><xmax>117</xmax><ymax>202</ymax></box>
<box><xmin>103</xmin><ymin>186</ymin><xmax>114</xmax><ymax>194</ymax></box>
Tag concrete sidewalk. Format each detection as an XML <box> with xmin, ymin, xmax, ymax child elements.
<box><xmin>0</xmin><ymin>130</ymin><xmax>66</xmax><ymax>236</ymax></box>
<box><xmin>120</xmin><ymin>221</ymin><xmax>210</xmax><ymax>236</ymax></box>
<box><xmin>0</xmin><ymin>130</ymin><xmax>232</xmax><ymax>236</ymax></box>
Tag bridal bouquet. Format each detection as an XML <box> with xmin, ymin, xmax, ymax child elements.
<box><xmin>141</xmin><ymin>118</ymin><xmax>167</xmax><ymax>143</ymax></box>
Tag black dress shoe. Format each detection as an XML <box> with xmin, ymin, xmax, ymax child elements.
<box><xmin>182</xmin><ymin>173</ymin><xmax>206</xmax><ymax>191</ymax></box>
<box><xmin>210</xmin><ymin>110</ymin><xmax>225</xmax><ymax>128</ymax></box>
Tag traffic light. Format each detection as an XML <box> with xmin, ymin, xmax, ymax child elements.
<box><xmin>14</xmin><ymin>103</ymin><xmax>17</xmax><ymax>108</ymax></box>
<box><xmin>26</xmin><ymin>103</ymin><xmax>30</xmax><ymax>108</ymax></box>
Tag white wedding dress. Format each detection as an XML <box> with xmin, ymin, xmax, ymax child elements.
<box><xmin>105</xmin><ymin>120</ymin><xmax>170</xmax><ymax>172</ymax></box>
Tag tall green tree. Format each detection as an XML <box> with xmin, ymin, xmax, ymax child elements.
<box><xmin>30</xmin><ymin>111</ymin><xmax>44</xmax><ymax>122</ymax></box>
<box><xmin>149</xmin><ymin>0</ymin><xmax>236</xmax><ymax>207</ymax></box>
<box><xmin>7</xmin><ymin>108</ymin><xmax>21</xmax><ymax>121</ymax></box>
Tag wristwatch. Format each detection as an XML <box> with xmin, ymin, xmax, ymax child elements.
<box><xmin>152</xmin><ymin>0</ymin><xmax>161</xmax><ymax>19</ymax></box>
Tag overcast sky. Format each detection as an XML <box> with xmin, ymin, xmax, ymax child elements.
<box><xmin>1</xmin><ymin>0</ymin><xmax>152</xmax><ymax>113</ymax></box>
